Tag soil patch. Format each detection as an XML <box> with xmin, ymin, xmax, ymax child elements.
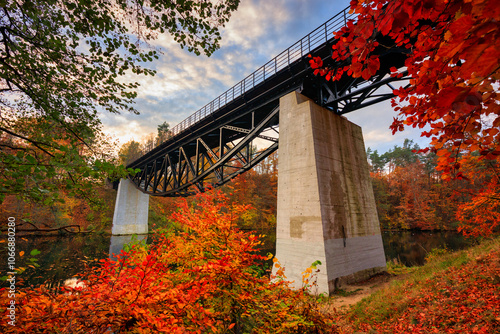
<box><xmin>322</xmin><ymin>272</ymin><xmax>400</xmax><ymax>312</ymax></box>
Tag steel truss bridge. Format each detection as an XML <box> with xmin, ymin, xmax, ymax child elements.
<box><xmin>126</xmin><ymin>6</ymin><xmax>409</xmax><ymax>196</ymax></box>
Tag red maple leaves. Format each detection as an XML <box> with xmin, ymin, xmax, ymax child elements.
<box><xmin>311</xmin><ymin>0</ymin><xmax>500</xmax><ymax>236</ymax></box>
<box><xmin>311</xmin><ymin>0</ymin><xmax>500</xmax><ymax>178</ymax></box>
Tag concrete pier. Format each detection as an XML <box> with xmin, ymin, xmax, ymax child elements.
<box><xmin>109</xmin><ymin>234</ymin><xmax>148</xmax><ymax>260</ymax></box>
<box><xmin>112</xmin><ymin>178</ymin><xmax>149</xmax><ymax>235</ymax></box>
<box><xmin>274</xmin><ymin>91</ymin><xmax>386</xmax><ymax>295</ymax></box>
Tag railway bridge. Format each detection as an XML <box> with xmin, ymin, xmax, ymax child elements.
<box><xmin>112</xmin><ymin>6</ymin><xmax>409</xmax><ymax>294</ymax></box>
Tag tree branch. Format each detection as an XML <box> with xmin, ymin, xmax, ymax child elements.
<box><xmin>0</xmin><ymin>125</ymin><xmax>56</xmax><ymax>157</ymax></box>
<box><xmin>0</xmin><ymin>220</ymin><xmax>92</xmax><ymax>234</ymax></box>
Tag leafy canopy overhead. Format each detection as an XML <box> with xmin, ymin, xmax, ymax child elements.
<box><xmin>310</xmin><ymin>0</ymin><xmax>499</xmax><ymax>236</ymax></box>
<box><xmin>0</xmin><ymin>0</ymin><xmax>240</xmax><ymax>203</ymax></box>
<box><xmin>310</xmin><ymin>0</ymin><xmax>499</xmax><ymax>179</ymax></box>
<box><xmin>1</xmin><ymin>0</ymin><xmax>240</xmax><ymax>117</ymax></box>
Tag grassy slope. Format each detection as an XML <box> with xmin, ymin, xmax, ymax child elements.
<box><xmin>330</xmin><ymin>238</ymin><xmax>500</xmax><ymax>333</ymax></box>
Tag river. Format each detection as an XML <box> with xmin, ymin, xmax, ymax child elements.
<box><xmin>0</xmin><ymin>230</ymin><xmax>475</xmax><ymax>289</ymax></box>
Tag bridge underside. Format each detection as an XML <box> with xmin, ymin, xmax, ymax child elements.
<box><xmin>126</xmin><ymin>46</ymin><xmax>408</xmax><ymax>197</ymax></box>
<box><xmin>129</xmin><ymin>101</ymin><xmax>280</xmax><ymax>196</ymax></box>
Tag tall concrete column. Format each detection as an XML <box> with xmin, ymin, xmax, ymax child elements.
<box><xmin>109</xmin><ymin>234</ymin><xmax>148</xmax><ymax>260</ymax></box>
<box><xmin>112</xmin><ymin>178</ymin><xmax>149</xmax><ymax>235</ymax></box>
<box><xmin>274</xmin><ymin>91</ymin><xmax>386</xmax><ymax>295</ymax></box>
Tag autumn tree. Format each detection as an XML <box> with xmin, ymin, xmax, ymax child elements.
<box><xmin>311</xmin><ymin>0</ymin><xmax>499</xmax><ymax>175</ymax></box>
<box><xmin>156</xmin><ymin>121</ymin><xmax>172</xmax><ymax>145</ymax></box>
<box><xmin>0</xmin><ymin>0</ymin><xmax>240</xmax><ymax>205</ymax></box>
<box><xmin>366</xmin><ymin>139</ymin><xmax>500</xmax><ymax>233</ymax></box>
<box><xmin>118</xmin><ymin>140</ymin><xmax>143</xmax><ymax>166</ymax></box>
<box><xmin>368</xmin><ymin>141</ymin><xmax>443</xmax><ymax>230</ymax></box>
<box><xmin>0</xmin><ymin>190</ymin><xmax>334</xmax><ymax>333</ymax></box>
<box><xmin>223</xmin><ymin>151</ymin><xmax>278</xmax><ymax>232</ymax></box>
<box><xmin>455</xmin><ymin>154</ymin><xmax>500</xmax><ymax>237</ymax></box>
<box><xmin>0</xmin><ymin>116</ymin><xmax>121</xmax><ymax>206</ymax></box>
<box><xmin>311</xmin><ymin>0</ymin><xmax>499</xmax><ymax>235</ymax></box>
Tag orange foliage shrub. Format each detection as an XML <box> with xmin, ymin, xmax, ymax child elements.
<box><xmin>0</xmin><ymin>190</ymin><xmax>336</xmax><ymax>333</ymax></box>
<box><xmin>455</xmin><ymin>155</ymin><xmax>500</xmax><ymax>237</ymax></box>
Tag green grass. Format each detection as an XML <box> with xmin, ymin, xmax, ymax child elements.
<box><xmin>386</xmin><ymin>257</ymin><xmax>418</xmax><ymax>275</ymax></box>
<box><xmin>332</xmin><ymin>288</ymin><xmax>364</xmax><ymax>297</ymax></box>
<box><xmin>341</xmin><ymin>237</ymin><xmax>500</xmax><ymax>329</ymax></box>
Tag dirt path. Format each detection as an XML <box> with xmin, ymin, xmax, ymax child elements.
<box><xmin>323</xmin><ymin>273</ymin><xmax>397</xmax><ymax>311</ymax></box>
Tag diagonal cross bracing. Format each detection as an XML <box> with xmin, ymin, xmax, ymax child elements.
<box><xmin>127</xmin><ymin>6</ymin><xmax>410</xmax><ymax>196</ymax></box>
<box><xmin>130</xmin><ymin>103</ymin><xmax>280</xmax><ymax>196</ymax></box>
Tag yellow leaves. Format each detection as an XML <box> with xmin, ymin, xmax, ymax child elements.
<box><xmin>275</xmin><ymin>268</ymin><xmax>286</xmax><ymax>278</ymax></box>
<box><xmin>444</xmin><ymin>30</ymin><xmax>453</xmax><ymax>41</ymax></box>
<box><xmin>19</xmin><ymin>251</ymin><xmax>25</xmax><ymax>257</ymax></box>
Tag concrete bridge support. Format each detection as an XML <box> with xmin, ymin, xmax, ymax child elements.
<box><xmin>109</xmin><ymin>234</ymin><xmax>148</xmax><ymax>260</ymax></box>
<box><xmin>112</xmin><ymin>178</ymin><xmax>149</xmax><ymax>235</ymax></box>
<box><xmin>274</xmin><ymin>91</ymin><xmax>386</xmax><ymax>295</ymax></box>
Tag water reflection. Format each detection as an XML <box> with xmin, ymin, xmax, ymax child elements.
<box><xmin>0</xmin><ymin>234</ymin><xmax>110</xmax><ymax>289</ymax></box>
<box><xmin>382</xmin><ymin>230</ymin><xmax>475</xmax><ymax>266</ymax></box>
<box><xmin>109</xmin><ymin>234</ymin><xmax>148</xmax><ymax>261</ymax></box>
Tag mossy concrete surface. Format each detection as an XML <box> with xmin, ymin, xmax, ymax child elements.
<box><xmin>274</xmin><ymin>91</ymin><xmax>386</xmax><ymax>295</ymax></box>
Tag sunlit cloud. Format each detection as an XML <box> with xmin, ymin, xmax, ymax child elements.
<box><xmin>101</xmin><ymin>0</ymin><xmax>430</xmax><ymax>153</ymax></box>
<box><xmin>345</xmin><ymin>100</ymin><xmax>430</xmax><ymax>152</ymax></box>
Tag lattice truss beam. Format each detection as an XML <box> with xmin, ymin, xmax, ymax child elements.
<box><xmin>130</xmin><ymin>104</ymin><xmax>279</xmax><ymax>196</ymax></box>
<box><xmin>316</xmin><ymin>69</ymin><xmax>409</xmax><ymax>114</ymax></box>
<box><xmin>300</xmin><ymin>47</ymin><xmax>410</xmax><ymax>115</ymax></box>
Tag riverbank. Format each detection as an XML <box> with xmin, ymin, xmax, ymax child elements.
<box><xmin>323</xmin><ymin>237</ymin><xmax>500</xmax><ymax>333</ymax></box>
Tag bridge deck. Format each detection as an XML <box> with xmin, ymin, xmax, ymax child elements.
<box><xmin>126</xmin><ymin>6</ymin><xmax>408</xmax><ymax>196</ymax></box>
<box><xmin>128</xmin><ymin>7</ymin><xmax>354</xmax><ymax>169</ymax></box>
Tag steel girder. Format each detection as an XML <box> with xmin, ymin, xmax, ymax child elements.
<box><xmin>302</xmin><ymin>69</ymin><xmax>408</xmax><ymax>115</ymax></box>
<box><xmin>126</xmin><ymin>12</ymin><xmax>412</xmax><ymax>197</ymax></box>
<box><xmin>129</xmin><ymin>103</ymin><xmax>279</xmax><ymax>196</ymax></box>
<box><xmin>300</xmin><ymin>44</ymin><xmax>410</xmax><ymax>115</ymax></box>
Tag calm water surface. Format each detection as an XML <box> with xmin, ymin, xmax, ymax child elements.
<box><xmin>0</xmin><ymin>230</ymin><xmax>475</xmax><ymax>288</ymax></box>
<box><xmin>382</xmin><ymin>230</ymin><xmax>475</xmax><ymax>266</ymax></box>
<box><xmin>0</xmin><ymin>234</ymin><xmax>111</xmax><ymax>289</ymax></box>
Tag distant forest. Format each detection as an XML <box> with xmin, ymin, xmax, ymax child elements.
<box><xmin>1</xmin><ymin>139</ymin><xmax>498</xmax><ymax>238</ymax></box>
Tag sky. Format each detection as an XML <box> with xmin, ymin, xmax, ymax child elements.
<box><xmin>99</xmin><ymin>0</ymin><xmax>430</xmax><ymax>154</ymax></box>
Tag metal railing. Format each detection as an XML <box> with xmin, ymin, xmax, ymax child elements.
<box><xmin>147</xmin><ymin>6</ymin><xmax>354</xmax><ymax>153</ymax></box>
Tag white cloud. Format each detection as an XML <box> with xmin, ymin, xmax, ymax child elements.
<box><xmin>345</xmin><ymin>100</ymin><xmax>430</xmax><ymax>152</ymax></box>
<box><xmin>221</xmin><ymin>0</ymin><xmax>291</xmax><ymax>55</ymax></box>
<box><xmin>100</xmin><ymin>0</ymin><xmax>428</xmax><ymax>154</ymax></box>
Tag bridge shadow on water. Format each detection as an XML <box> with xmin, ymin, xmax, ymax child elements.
<box><xmin>0</xmin><ymin>230</ymin><xmax>475</xmax><ymax>289</ymax></box>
